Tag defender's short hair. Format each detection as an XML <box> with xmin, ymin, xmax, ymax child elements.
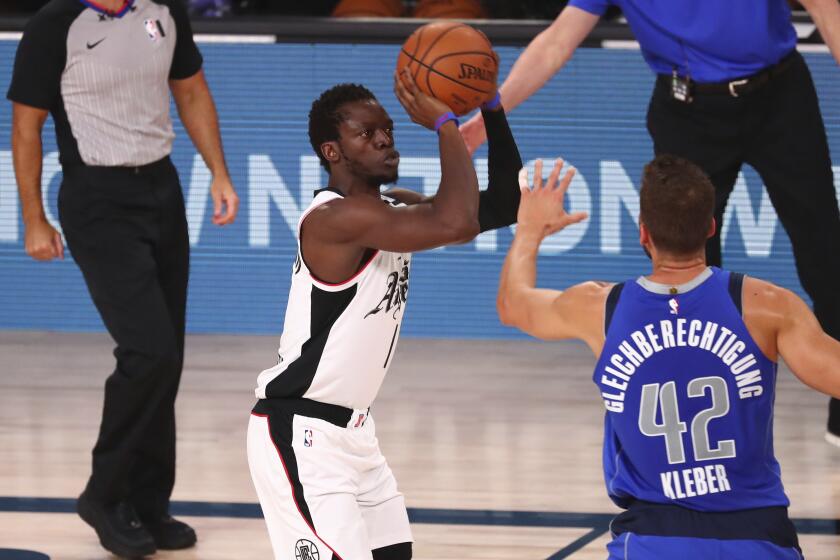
<box><xmin>640</xmin><ymin>155</ymin><xmax>715</xmax><ymax>255</ymax></box>
<box><xmin>309</xmin><ymin>83</ymin><xmax>378</xmax><ymax>171</ymax></box>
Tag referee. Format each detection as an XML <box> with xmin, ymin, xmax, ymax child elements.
<box><xmin>461</xmin><ymin>0</ymin><xmax>840</xmax><ymax>442</ymax></box>
<box><xmin>8</xmin><ymin>0</ymin><xmax>238</xmax><ymax>557</ymax></box>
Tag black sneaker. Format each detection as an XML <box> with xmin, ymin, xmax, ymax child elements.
<box><xmin>141</xmin><ymin>515</ymin><xmax>197</xmax><ymax>550</ymax></box>
<box><xmin>76</xmin><ymin>492</ymin><xmax>156</xmax><ymax>558</ymax></box>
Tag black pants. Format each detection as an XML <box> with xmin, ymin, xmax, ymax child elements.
<box><xmin>58</xmin><ymin>157</ymin><xmax>189</xmax><ymax>519</ymax></box>
<box><xmin>647</xmin><ymin>51</ymin><xmax>840</xmax><ymax>428</ymax></box>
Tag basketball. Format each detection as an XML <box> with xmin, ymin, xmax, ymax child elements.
<box><xmin>332</xmin><ymin>0</ymin><xmax>404</xmax><ymax>17</ymax></box>
<box><xmin>413</xmin><ymin>0</ymin><xmax>487</xmax><ymax>19</ymax></box>
<box><xmin>396</xmin><ymin>21</ymin><xmax>497</xmax><ymax>115</ymax></box>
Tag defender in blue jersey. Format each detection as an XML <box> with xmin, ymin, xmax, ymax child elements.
<box><xmin>497</xmin><ymin>156</ymin><xmax>840</xmax><ymax>559</ymax></box>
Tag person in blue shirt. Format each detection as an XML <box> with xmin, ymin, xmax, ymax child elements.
<box><xmin>497</xmin><ymin>155</ymin><xmax>840</xmax><ymax>559</ymax></box>
<box><xmin>462</xmin><ymin>0</ymin><xmax>840</xmax><ymax>442</ymax></box>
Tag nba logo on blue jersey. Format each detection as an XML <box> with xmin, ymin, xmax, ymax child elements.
<box><xmin>669</xmin><ymin>297</ymin><xmax>679</xmax><ymax>315</ymax></box>
<box><xmin>303</xmin><ymin>429</ymin><xmax>313</xmax><ymax>448</ymax></box>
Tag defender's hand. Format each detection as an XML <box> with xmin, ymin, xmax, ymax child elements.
<box><xmin>459</xmin><ymin>114</ymin><xmax>487</xmax><ymax>155</ymax></box>
<box><xmin>24</xmin><ymin>218</ymin><xmax>64</xmax><ymax>261</ymax></box>
<box><xmin>394</xmin><ymin>69</ymin><xmax>452</xmax><ymax>130</ymax></box>
<box><xmin>211</xmin><ymin>175</ymin><xmax>239</xmax><ymax>226</ymax></box>
<box><xmin>517</xmin><ymin>159</ymin><xmax>588</xmax><ymax>238</ymax></box>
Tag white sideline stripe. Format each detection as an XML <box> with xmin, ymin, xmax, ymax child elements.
<box><xmin>194</xmin><ymin>34</ymin><xmax>275</xmax><ymax>44</ymax></box>
<box><xmin>0</xmin><ymin>32</ymin><xmax>23</xmax><ymax>41</ymax></box>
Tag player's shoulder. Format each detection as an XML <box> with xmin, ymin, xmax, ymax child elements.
<box><xmin>741</xmin><ymin>275</ymin><xmax>802</xmax><ymax>330</ymax></box>
<box><xmin>742</xmin><ymin>275</ymin><xmax>796</xmax><ymax>310</ymax></box>
<box><xmin>23</xmin><ymin>0</ymin><xmax>84</xmax><ymax>34</ymax></box>
<box><xmin>303</xmin><ymin>191</ymin><xmax>384</xmax><ymax>229</ymax></box>
<box><xmin>381</xmin><ymin>187</ymin><xmax>428</xmax><ymax>206</ymax></box>
<box><xmin>563</xmin><ymin>280</ymin><xmax>614</xmax><ymax>306</ymax></box>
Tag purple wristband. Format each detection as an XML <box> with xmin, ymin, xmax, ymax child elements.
<box><xmin>481</xmin><ymin>92</ymin><xmax>502</xmax><ymax>111</ymax></box>
<box><xmin>434</xmin><ymin>111</ymin><xmax>459</xmax><ymax>133</ymax></box>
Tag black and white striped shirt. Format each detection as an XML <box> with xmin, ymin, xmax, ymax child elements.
<box><xmin>7</xmin><ymin>0</ymin><xmax>202</xmax><ymax>167</ymax></box>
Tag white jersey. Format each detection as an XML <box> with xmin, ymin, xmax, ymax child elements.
<box><xmin>255</xmin><ymin>188</ymin><xmax>411</xmax><ymax>410</ymax></box>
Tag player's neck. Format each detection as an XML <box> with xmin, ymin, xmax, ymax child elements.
<box><xmin>647</xmin><ymin>255</ymin><xmax>708</xmax><ymax>286</ymax></box>
<box><xmin>327</xmin><ymin>174</ymin><xmax>381</xmax><ymax>197</ymax></box>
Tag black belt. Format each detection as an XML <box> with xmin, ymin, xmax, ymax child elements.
<box><xmin>611</xmin><ymin>500</ymin><xmax>800</xmax><ymax>551</ymax></box>
<box><xmin>66</xmin><ymin>155</ymin><xmax>172</xmax><ymax>175</ymax></box>
<box><xmin>253</xmin><ymin>398</ymin><xmax>356</xmax><ymax>428</ymax></box>
<box><xmin>659</xmin><ymin>50</ymin><xmax>797</xmax><ymax>98</ymax></box>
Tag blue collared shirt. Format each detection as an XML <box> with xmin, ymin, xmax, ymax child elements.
<box><xmin>568</xmin><ymin>0</ymin><xmax>798</xmax><ymax>83</ymax></box>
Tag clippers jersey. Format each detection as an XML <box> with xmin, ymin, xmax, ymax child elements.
<box><xmin>255</xmin><ymin>188</ymin><xmax>411</xmax><ymax>410</ymax></box>
<box><xmin>593</xmin><ymin>267</ymin><xmax>788</xmax><ymax>512</ymax></box>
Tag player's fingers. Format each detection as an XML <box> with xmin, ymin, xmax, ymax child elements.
<box><xmin>547</xmin><ymin>158</ymin><xmax>564</xmax><ymax>190</ymax></box>
<box><xmin>556</xmin><ymin>167</ymin><xmax>576</xmax><ymax>197</ymax></box>
<box><xmin>395</xmin><ymin>72</ymin><xmax>415</xmax><ymax>106</ymax></box>
<box><xmin>533</xmin><ymin>159</ymin><xmax>544</xmax><ymax>191</ymax></box>
<box><xmin>401</xmin><ymin>68</ymin><xmax>421</xmax><ymax>95</ymax></box>
<box><xmin>518</xmin><ymin>167</ymin><xmax>530</xmax><ymax>191</ymax></box>
<box><xmin>565</xmin><ymin>212</ymin><xmax>589</xmax><ymax>225</ymax></box>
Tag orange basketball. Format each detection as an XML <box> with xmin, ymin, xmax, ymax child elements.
<box><xmin>396</xmin><ymin>21</ymin><xmax>497</xmax><ymax>116</ymax></box>
<box><xmin>332</xmin><ymin>0</ymin><xmax>404</xmax><ymax>17</ymax></box>
<box><xmin>413</xmin><ymin>0</ymin><xmax>487</xmax><ymax>19</ymax></box>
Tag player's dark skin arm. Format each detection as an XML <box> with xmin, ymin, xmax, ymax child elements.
<box><xmin>301</xmin><ymin>72</ymin><xmax>480</xmax><ymax>283</ymax></box>
<box><xmin>386</xmin><ymin>104</ymin><xmax>523</xmax><ymax>239</ymax></box>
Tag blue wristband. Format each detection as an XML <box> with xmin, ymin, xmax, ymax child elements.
<box><xmin>481</xmin><ymin>92</ymin><xmax>502</xmax><ymax>111</ymax></box>
<box><xmin>434</xmin><ymin>112</ymin><xmax>459</xmax><ymax>133</ymax></box>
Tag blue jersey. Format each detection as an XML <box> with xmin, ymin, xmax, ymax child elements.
<box><xmin>593</xmin><ymin>267</ymin><xmax>788</xmax><ymax>512</ymax></box>
<box><xmin>568</xmin><ymin>0</ymin><xmax>797</xmax><ymax>83</ymax></box>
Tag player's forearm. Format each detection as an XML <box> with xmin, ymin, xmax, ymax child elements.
<box><xmin>11</xmin><ymin>124</ymin><xmax>47</xmax><ymax>226</ymax></box>
<box><xmin>803</xmin><ymin>0</ymin><xmax>840</xmax><ymax>66</ymax></box>
<box><xmin>497</xmin><ymin>10</ymin><xmax>589</xmax><ymax>113</ymax></box>
<box><xmin>432</xmin><ymin>122</ymin><xmax>480</xmax><ymax>237</ymax></box>
<box><xmin>175</xmin><ymin>83</ymin><xmax>229</xmax><ymax>179</ymax></box>
<box><xmin>478</xmin><ymin>106</ymin><xmax>522</xmax><ymax>232</ymax></box>
<box><xmin>497</xmin><ymin>227</ymin><xmax>542</xmax><ymax>324</ymax></box>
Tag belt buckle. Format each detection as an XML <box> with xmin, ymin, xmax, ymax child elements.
<box><xmin>728</xmin><ymin>79</ymin><xmax>748</xmax><ymax>97</ymax></box>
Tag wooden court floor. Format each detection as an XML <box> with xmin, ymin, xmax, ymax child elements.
<box><xmin>2</xmin><ymin>331</ymin><xmax>839</xmax><ymax>559</ymax></box>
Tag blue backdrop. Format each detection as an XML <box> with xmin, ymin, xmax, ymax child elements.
<box><xmin>0</xmin><ymin>41</ymin><xmax>838</xmax><ymax>337</ymax></box>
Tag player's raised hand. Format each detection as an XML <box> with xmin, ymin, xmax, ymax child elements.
<box><xmin>517</xmin><ymin>158</ymin><xmax>588</xmax><ymax>238</ymax></box>
<box><xmin>394</xmin><ymin>69</ymin><xmax>452</xmax><ymax>130</ymax></box>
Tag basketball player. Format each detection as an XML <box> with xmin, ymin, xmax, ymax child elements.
<box><xmin>498</xmin><ymin>155</ymin><xmax>840</xmax><ymax>559</ymax></box>
<box><xmin>247</xmin><ymin>69</ymin><xmax>522</xmax><ymax>560</ymax></box>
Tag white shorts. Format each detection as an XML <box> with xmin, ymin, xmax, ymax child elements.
<box><xmin>247</xmin><ymin>401</ymin><xmax>412</xmax><ymax>560</ymax></box>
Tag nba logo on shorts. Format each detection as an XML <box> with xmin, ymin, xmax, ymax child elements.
<box><xmin>295</xmin><ymin>539</ymin><xmax>320</xmax><ymax>560</ymax></box>
<box><xmin>144</xmin><ymin>19</ymin><xmax>163</xmax><ymax>41</ymax></box>
<box><xmin>303</xmin><ymin>428</ymin><xmax>313</xmax><ymax>447</ymax></box>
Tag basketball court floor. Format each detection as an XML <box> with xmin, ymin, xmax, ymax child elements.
<box><xmin>2</xmin><ymin>332</ymin><xmax>839</xmax><ymax>559</ymax></box>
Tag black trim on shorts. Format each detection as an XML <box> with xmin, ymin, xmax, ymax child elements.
<box><xmin>255</xmin><ymin>402</ymin><xmax>345</xmax><ymax>560</ymax></box>
<box><xmin>604</xmin><ymin>282</ymin><xmax>625</xmax><ymax>335</ymax></box>
<box><xmin>611</xmin><ymin>500</ymin><xmax>801</xmax><ymax>551</ymax></box>
<box><xmin>728</xmin><ymin>271</ymin><xmax>745</xmax><ymax>316</ymax></box>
